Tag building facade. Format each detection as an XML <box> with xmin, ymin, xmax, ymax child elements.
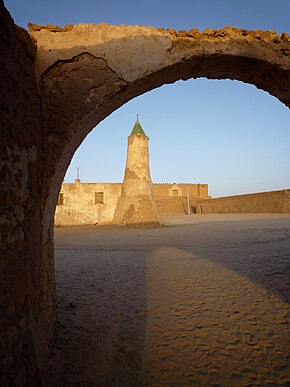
<box><xmin>55</xmin><ymin>118</ymin><xmax>209</xmax><ymax>226</ymax></box>
<box><xmin>55</xmin><ymin>181</ymin><xmax>209</xmax><ymax>225</ymax></box>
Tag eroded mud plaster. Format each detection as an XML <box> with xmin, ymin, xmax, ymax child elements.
<box><xmin>1</xmin><ymin>6</ymin><xmax>290</xmax><ymax>384</ymax></box>
<box><xmin>114</xmin><ymin>129</ymin><xmax>160</xmax><ymax>227</ymax></box>
<box><xmin>0</xmin><ymin>3</ymin><xmax>55</xmax><ymax>386</ymax></box>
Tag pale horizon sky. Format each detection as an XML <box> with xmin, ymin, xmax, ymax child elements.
<box><xmin>4</xmin><ymin>0</ymin><xmax>290</xmax><ymax>197</ymax></box>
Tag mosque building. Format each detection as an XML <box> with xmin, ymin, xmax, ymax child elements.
<box><xmin>54</xmin><ymin>118</ymin><xmax>209</xmax><ymax>226</ymax></box>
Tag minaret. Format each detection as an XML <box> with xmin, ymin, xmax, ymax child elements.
<box><xmin>113</xmin><ymin>116</ymin><xmax>160</xmax><ymax>227</ymax></box>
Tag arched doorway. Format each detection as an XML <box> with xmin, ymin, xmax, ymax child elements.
<box><xmin>35</xmin><ymin>25</ymin><xmax>290</xmax><ymax>384</ymax></box>
<box><xmin>32</xmin><ymin>24</ymin><xmax>290</xmax><ymax>248</ymax></box>
<box><xmin>1</xmin><ymin>14</ymin><xmax>290</xmax><ymax>384</ymax></box>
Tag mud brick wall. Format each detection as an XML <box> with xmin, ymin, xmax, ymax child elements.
<box><xmin>196</xmin><ymin>189</ymin><xmax>290</xmax><ymax>214</ymax></box>
<box><xmin>0</xmin><ymin>2</ymin><xmax>55</xmax><ymax>385</ymax></box>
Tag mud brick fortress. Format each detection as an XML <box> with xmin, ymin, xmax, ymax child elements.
<box><xmin>1</xmin><ymin>0</ymin><xmax>290</xmax><ymax>383</ymax></box>
<box><xmin>55</xmin><ymin>118</ymin><xmax>209</xmax><ymax>226</ymax></box>
<box><xmin>55</xmin><ymin>117</ymin><xmax>290</xmax><ymax>227</ymax></box>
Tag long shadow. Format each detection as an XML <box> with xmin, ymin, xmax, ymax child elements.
<box><xmin>46</xmin><ymin>216</ymin><xmax>290</xmax><ymax>385</ymax></box>
<box><xmin>170</xmin><ymin>215</ymin><xmax>290</xmax><ymax>305</ymax></box>
<box><xmin>46</xmin><ymin>226</ymin><xmax>149</xmax><ymax>386</ymax></box>
<box><xmin>141</xmin><ymin>215</ymin><xmax>290</xmax><ymax>385</ymax></box>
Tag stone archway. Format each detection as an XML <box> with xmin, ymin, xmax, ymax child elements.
<box><xmin>1</xmin><ymin>3</ymin><xmax>290</xmax><ymax>383</ymax></box>
<box><xmin>30</xmin><ymin>23</ymin><xmax>290</xmax><ymax>254</ymax></box>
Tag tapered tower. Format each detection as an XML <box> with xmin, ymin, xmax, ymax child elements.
<box><xmin>113</xmin><ymin>116</ymin><xmax>160</xmax><ymax>227</ymax></box>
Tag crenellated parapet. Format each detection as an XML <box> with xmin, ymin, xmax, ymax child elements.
<box><xmin>28</xmin><ymin>22</ymin><xmax>290</xmax><ymax>43</ymax></box>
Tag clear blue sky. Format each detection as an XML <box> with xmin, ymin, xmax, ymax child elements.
<box><xmin>5</xmin><ymin>0</ymin><xmax>290</xmax><ymax>197</ymax></box>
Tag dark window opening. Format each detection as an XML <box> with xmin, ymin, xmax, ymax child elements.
<box><xmin>95</xmin><ymin>192</ymin><xmax>104</xmax><ymax>204</ymax></box>
<box><xmin>57</xmin><ymin>193</ymin><xmax>64</xmax><ymax>205</ymax></box>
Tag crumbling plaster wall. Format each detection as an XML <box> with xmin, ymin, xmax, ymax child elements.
<box><xmin>1</xmin><ymin>3</ymin><xmax>290</xmax><ymax>383</ymax></box>
<box><xmin>54</xmin><ymin>182</ymin><xmax>122</xmax><ymax>225</ymax></box>
<box><xmin>0</xmin><ymin>2</ymin><xmax>56</xmax><ymax>386</ymax></box>
<box><xmin>113</xmin><ymin>133</ymin><xmax>160</xmax><ymax>226</ymax></box>
<box><xmin>54</xmin><ymin>182</ymin><xmax>210</xmax><ymax>225</ymax></box>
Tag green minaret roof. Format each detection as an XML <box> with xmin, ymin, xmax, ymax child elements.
<box><xmin>130</xmin><ymin>115</ymin><xmax>146</xmax><ymax>135</ymax></box>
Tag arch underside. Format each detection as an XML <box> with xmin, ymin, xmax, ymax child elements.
<box><xmin>42</xmin><ymin>52</ymin><xmax>290</xmax><ymax>135</ymax></box>
<box><xmin>3</xmin><ymin>7</ymin><xmax>290</xmax><ymax>384</ymax></box>
<box><xmin>41</xmin><ymin>52</ymin><xmax>290</xmax><ymax>202</ymax></box>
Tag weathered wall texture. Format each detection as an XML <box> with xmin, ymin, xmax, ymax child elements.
<box><xmin>54</xmin><ymin>181</ymin><xmax>210</xmax><ymax>225</ymax></box>
<box><xmin>196</xmin><ymin>189</ymin><xmax>290</xmax><ymax>214</ymax></box>
<box><xmin>0</xmin><ymin>2</ymin><xmax>55</xmax><ymax>386</ymax></box>
<box><xmin>1</xmin><ymin>4</ymin><xmax>290</xmax><ymax>384</ymax></box>
<box><xmin>153</xmin><ymin>183</ymin><xmax>209</xmax><ymax>198</ymax></box>
<box><xmin>55</xmin><ymin>182</ymin><xmax>122</xmax><ymax>225</ymax></box>
<box><xmin>114</xmin><ymin>133</ymin><xmax>160</xmax><ymax>227</ymax></box>
<box><xmin>154</xmin><ymin>184</ymin><xmax>209</xmax><ymax>215</ymax></box>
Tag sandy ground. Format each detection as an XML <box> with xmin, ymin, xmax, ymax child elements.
<box><xmin>47</xmin><ymin>214</ymin><xmax>290</xmax><ymax>386</ymax></box>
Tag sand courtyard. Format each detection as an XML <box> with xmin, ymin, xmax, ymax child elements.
<box><xmin>47</xmin><ymin>214</ymin><xmax>290</xmax><ymax>386</ymax></box>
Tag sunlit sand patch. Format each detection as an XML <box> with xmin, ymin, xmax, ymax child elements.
<box><xmin>48</xmin><ymin>215</ymin><xmax>290</xmax><ymax>385</ymax></box>
<box><xmin>143</xmin><ymin>246</ymin><xmax>290</xmax><ymax>385</ymax></box>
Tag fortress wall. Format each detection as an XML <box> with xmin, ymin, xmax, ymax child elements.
<box><xmin>196</xmin><ymin>184</ymin><xmax>209</xmax><ymax>198</ymax></box>
<box><xmin>55</xmin><ymin>185</ymin><xmax>290</xmax><ymax>221</ymax></box>
<box><xmin>196</xmin><ymin>189</ymin><xmax>290</xmax><ymax>214</ymax></box>
<box><xmin>55</xmin><ymin>182</ymin><xmax>210</xmax><ymax>224</ymax></box>
<box><xmin>55</xmin><ymin>182</ymin><xmax>122</xmax><ymax>225</ymax></box>
<box><xmin>1</xmin><ymin>3</ymin><xmax>289</xmax><ymax>382</ymax></box>
<box><xmin>153</xmin><ymin>183</ymin><xmax>209</xmax><ymax>198</ymax></box>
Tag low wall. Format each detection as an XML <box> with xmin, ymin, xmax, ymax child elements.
<box><xmin>196</xmin><ymin>189</ymin><xmax>290</xmax><ymax>214</ymax></box>
<box><xmin>54</xmin><ymin>181</ymin><xmax>209</xmax><ymax>225</ymax></box>
<box><xmin>155</xmin><ymin>196</ymin><xmax>204</xmax><ymax>215</ymax></box>
<box><xmin>55</xmin><ymin>181</ymin><xmax>122</xmax><ymax>225</ymax></box>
